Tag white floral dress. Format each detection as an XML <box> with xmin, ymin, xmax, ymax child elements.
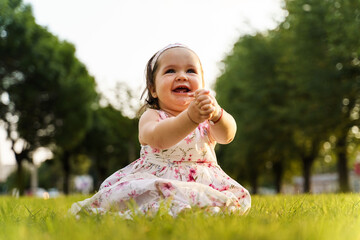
<box><xmin>70</xmin><ymin>110</ymin><xmax>251</xmax><ymax>217</ymax></box>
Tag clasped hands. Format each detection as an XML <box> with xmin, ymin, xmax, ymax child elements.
<box><xmin>187</xmin><ymin>89</ymin><xmax>221</xmax><ymax>124</ymax></box>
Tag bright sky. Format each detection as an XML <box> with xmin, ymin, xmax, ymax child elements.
<box><xmin>0</xmin><ymin>0</ymin><xmax>286</xmax><ymax>166</ymax></box>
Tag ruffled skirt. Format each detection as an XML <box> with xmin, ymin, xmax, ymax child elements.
<box><xmin>70</xmin><ymin>158</ymin><xmax>251</xmax><ymax>217</ymax></box>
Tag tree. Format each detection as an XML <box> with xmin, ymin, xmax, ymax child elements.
<box><xmin>79</xmin><ymin>104</ymin><xmax>139</xmax><ymax>189</ymax></box>
<box><xmin>215</xmin><ymin>33</ymin><xmax>293</xmax><ymax>193</ymax></box>
<box><xmin>323</xmin><ymin>0</ymin><xmax>360</xmax><ymax>192</ymax></box>
<box><xmin>216</xmin><ymin>0</ymin><xmax>360</xmax><ymax>194</ymax></box>
<box><xmin>0</xmin><ymin>0</ymin><xmax>98</xmax><ymax>194</ymax></box>
<box><xmin>0</xmin><ymin>0</ymin><xmax>44</xmax><ymax>194</ymax></box>
<box><xmin>282</xmin><ymin>0</ymin><xmax>360</xmax><ymax>192</ymax></box>
<box><xmin>273</xmin><ymin>1</ymin><xmax>334</xmax><ymax>192</ymax></box>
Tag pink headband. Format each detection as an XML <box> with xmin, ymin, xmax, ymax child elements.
<box><xmin>150</xmin><ymin>43</ymin><xmax>190</xmax><ymax>71</ymax></box>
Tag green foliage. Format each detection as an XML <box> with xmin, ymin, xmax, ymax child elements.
<box><xmin>37</xmin><ymin>159</ymin><xmax>62</xmax><ymax>190</ymax></box>
<box><xmin>4</xmin><ymin>166</ymin><xmax>30</xmax><ymax>191</ymax></box>
<box><xmin>216</xmin><ymin>33</ymin><xmax>292</xmax><ymax>191</ymax></box>
<box><xmin>0</xmin><ymin>0</ymin><xmax>99</xmax><ymax>194</ymax></box>
<box><xmin>0</xmin><ymin>194</ymin><xmax>360</xmax><ymax>240</ymax></box>
<box><xmin>280</xmin><ymin>0</ymin><xmax>360</xmax><ymax>192</ymax></box>
<box><xmin>80</xmin><ymin>104</ymin><xmax>139</xmax><ymax>188</ymax></box>
<box><xmin>215</xmin><ymin>0</ymin><xmax>360</xmax><ymax>192</ymax></box>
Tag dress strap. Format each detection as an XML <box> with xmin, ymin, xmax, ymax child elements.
<box><xmin>157</xmin><ymin>110</ymin><xmax>168</xmax><ymax>121</ymax></box>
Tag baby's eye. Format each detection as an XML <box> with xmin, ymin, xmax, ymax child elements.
<box><xmin>165</xmin><ymin>69</ymin><xmax>175</xmax><ymax>74</ymax></box>
<box><xmin>187</xmin><ymin>69</ymin><xmax>196</xmax><ymax>73</ymax></box>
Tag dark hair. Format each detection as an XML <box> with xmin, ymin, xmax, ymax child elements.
<box><xmin>139</xmin><ymin>53</ymin><xmax>160</xmax><ymax>115</ymax></box>
<box><xmin>138</xmin><ymin>47</ymin><xmax>204</xmax><ymax>116</ymax></box>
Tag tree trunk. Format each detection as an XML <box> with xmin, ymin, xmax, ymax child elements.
<box><xmin>62</xmin><ymin>151</ymin><xmax>71</xmax><ymax>195</ymax></box>
<box><xmin>302</xmin><ymin>156</ymin><xmax>313</xmax><ymax>193</ymax></box>
<box><xmin>336</xmin><ymin>133</ymin><xmax>350</xmax><ymax>192</ymax></box>
<box><xmin>95</xmin><ymin>156</ymin><xmax>107</xmax><ymax>189</ymax></box>
<box><xmin>14</xmin><ymin>149</ymin><xmax>30</xmax><ymax>195</ymax></box>
<box><xmin>273</xmin><ymin>160</ymin><xmax>283</xmax><ymax>193</ymax></box>
<box><xmin>30</xmin><ymin>163</ymin><xmax>38</xmax><ymax>196</ymax></box>
<box><xmin>250</xmin><ymin>170</ymin><xmax>259</xmax><ymax>194</ymax></box>
<box><xmin>15</xmin><ymin>158</ymin><xmax>24</xmax><ymax>195</ymax></box>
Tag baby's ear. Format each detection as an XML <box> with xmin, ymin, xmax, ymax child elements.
<box><xmin>150</xmin><ymin>87</ymin><xmax>158</xmax><ymax>98</ymax></box>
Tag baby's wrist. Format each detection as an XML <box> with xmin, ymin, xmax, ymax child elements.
<box><xmin>187</xmin><ymin>110</ymin><xmax>199</xmax><ymax>125</ymax></box>
<box><xmin>209</xmin><ymin>107</ymin><xmax>223</xmax><ymax>125</ymax></box>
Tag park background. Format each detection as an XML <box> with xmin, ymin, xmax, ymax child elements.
<box><xmin>1</xmin><ymin>0</ymin><xmax>360</xmax><ymax>197</ymax></box>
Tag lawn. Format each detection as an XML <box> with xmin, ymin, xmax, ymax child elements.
<box><xmin>1</xmin><ymin>194</ymin><xmax>359</xmax><ymax>240</ymax></box>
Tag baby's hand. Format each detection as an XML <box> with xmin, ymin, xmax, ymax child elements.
<box><xmin>187</xmin><ymin>89</ymin><xmax>220</xmax><ymax>123</ymax></box>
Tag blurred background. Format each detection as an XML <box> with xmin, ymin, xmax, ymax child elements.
<box><xmin>0</xmin><ymin>0</ymin><xmax>359</xmax><ymax>197</ymax></box>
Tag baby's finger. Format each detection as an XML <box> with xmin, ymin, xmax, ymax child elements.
<box><xmin>200</xmin><ymin>103</ymin><xmax>213</xmax><ymax>111</ymax></box>
<box><xmin>207</xmin><ymin>94</ymin><xmax>219</xmax><ymax>106</ymax></box>
<box><xmin>194</xmin><ymin>88</ymin><xmax>210</xmax><ymax>97</ymax></box>
<box><xmin>198</xmin><ymin>98</ymin><xmax>212</xmax><ymax>107</ymax></box>
<box><xmin>200</xmin><ymin>106</ymin><xmax>215</xmax><ymax>115</ymax></box>
<box><xmin>187</xmin><ymin>92</ymin><xmax>195</xmax><ymax>98</ymax></box>
<box><xmin>196</xmin><ymin>94</ymin><xmax>212</xmax><ymax>103</ymax></box>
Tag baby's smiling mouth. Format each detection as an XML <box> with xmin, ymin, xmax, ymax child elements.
<box><xmin>172</xmin><ymin>86</ymin><xmax>191</xmax><ymax>93</ymax></box>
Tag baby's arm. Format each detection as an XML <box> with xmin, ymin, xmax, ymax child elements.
<box><xmin>208</xmin><ymin>104</ymin><xmax>237</xmax><ymax>144</ymax></box>
<box><xmin>138</xmin><ymin>108</ymin><xmax>199</xmax><ymax>150</ymax></box>
<box><xmin>138</xmin><ymin>89</ymin><xmax>233</xmax><ymax>149</ymax></box>
<box><xmin>195</xmin><ymin>92</ymin><xmax>237</xmax><ymax>144</ymax></box>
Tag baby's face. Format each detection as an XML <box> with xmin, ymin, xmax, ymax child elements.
<box><xmin>152</xmin><ymin>48</ymin><xmax>204</xmax><ymax>113</ymax></box>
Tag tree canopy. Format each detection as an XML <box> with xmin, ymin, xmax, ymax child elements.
<box><xmin>215</xmin><ymin>0</ymin><xmax>360</xmax><ymax>193</ymax></box>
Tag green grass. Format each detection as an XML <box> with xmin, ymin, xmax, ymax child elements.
<box><xmin>1</xmin><ymin>194</ymin><xmax>360</xmax><ymax>240</ymax></box>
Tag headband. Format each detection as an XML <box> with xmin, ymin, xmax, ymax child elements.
<box><xmin>150</xmin><ymin>43</ymin><xmax>190</xmax><ymax>71</ymax></box>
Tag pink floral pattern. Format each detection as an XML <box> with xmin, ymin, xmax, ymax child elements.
<box><xmin>70</xmin><ymin>110</ymin><xmax>251</xmax><ymax>217</ymax></box>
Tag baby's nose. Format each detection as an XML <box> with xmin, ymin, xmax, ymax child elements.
<box><xmin>176</xmin><ymin>72</ymin><xmax>188</xmax><ymax>81</ymax></box>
